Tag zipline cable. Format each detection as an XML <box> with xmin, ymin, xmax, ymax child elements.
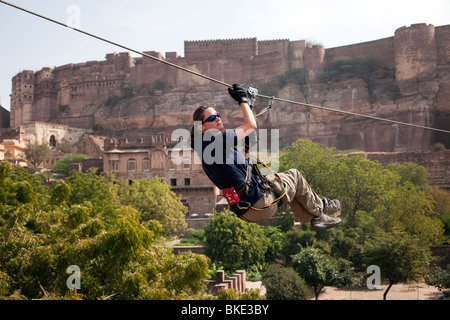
<box><xmin>1</xmin><ymin>0</ymin><xmax>449</xmax><ymax>135</ymax></box>
<box><xmin>258</xmin><ymin>93</ymin><xmax>450</xmax><ymax>134</ymax></box>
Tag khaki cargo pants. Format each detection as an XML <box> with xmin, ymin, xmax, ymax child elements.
<box><xmin>241</xmin><ymin>169</ymin><xmax>324</xmax><ymax>223</ymax></box>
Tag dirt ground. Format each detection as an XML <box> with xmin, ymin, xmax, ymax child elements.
<box><xmin>318</xmin><ymin>282</ymin><xmax>443</xmax><ymax>300</ymax></box>
<box><xmin>247</xmin><ymin>281</ymin><xmax>444</xmax><ymax>300</ymax></box>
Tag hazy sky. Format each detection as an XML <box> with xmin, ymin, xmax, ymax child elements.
<box><xmin>1</xmin><ymin>0</ymin><xmax>449</xmax><ymax>111</ymax></box>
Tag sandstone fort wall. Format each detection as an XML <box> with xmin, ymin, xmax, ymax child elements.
<box><xmin>9</xmin><ymin>23</ymin><xmax>450</xmax><ymax>135</ymax></box>
<box><xmin>325</xmin><ymin>37</ymin><xmax>395</xmax><ymax>69</ymax></box>
<box><xmin>184</xmin><ymin>38</ymin><xmax>258</xmax><ymax>61</ymax></box>
<box><xmin>436</xmin><ymin>25</ymin><xmax>450</xmax><ymax>65</ymax></box>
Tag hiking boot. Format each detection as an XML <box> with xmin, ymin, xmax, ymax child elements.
<box><xmin>322</xmin><ymin>198</ymin><xmax>341</xmax><ymax>216</ymax></box>
<box><xmin>310</xmin><ymin>214</ymin><xmax>342</xmax><ymax>231</ymax></box>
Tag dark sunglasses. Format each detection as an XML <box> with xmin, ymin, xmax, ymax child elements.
<box><xmin>202</xmin><ymin>112</ymin><xmax>220</xmax><ymax>124</ymax></box>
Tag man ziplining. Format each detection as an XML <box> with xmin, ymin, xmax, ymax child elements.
<box><xmin>190</xmin><ymin>84</ymin><xmax>341</xmax><ymax>231</ymax></box>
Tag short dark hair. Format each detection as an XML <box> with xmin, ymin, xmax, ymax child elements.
<box><xmin>190</xmin><ymin>106</ymin><xmax>210</xmax><ymax>148</ymax></box>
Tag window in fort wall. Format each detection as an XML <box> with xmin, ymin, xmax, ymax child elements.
<box><xmin>182</xmin><ymin>157</ymin><xmax>191</xmax><ymax>170</ymax></box>
<box><xmin>143</xmin><ymin>158</ymin><xmax>150</xmax><ymax>171</ymax></box>
<box><xmin>168</xmin><ymin>158</ymin><xmax>176</xmax><ymax>170</ymax></box>
<box><xmin>151</xmin><ymin>152</ymin><xmax>165</xmax><ymax>170</ymax></box>
<box><xmin>127</xmin><ymin>158</ymin><xmax>137</xmax><ymax>172</ymax></box>
<box><xmin>109</xmin><ymin>160</ymin><xmax>119</xmax><ymax>172</ymax></box>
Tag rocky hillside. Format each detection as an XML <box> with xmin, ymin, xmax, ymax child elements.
<box><xmin>91</xmin><ymin>60</ymin><xmax>450</xmax><ymax>152</ymax></box>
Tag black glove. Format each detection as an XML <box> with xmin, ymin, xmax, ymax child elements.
<box><xmin>228</xmin><ymin>84</ymin><xmax>250</xmax><ymax>104</ymax></box>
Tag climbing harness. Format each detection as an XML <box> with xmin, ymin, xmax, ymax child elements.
<box><xmin>221</xmin><ymin>155</ymin><xmax>287</xmax><ymax>214</ymax></box>
<box><xmin>232</xmin><ymin>160</ymin><xmax>287</xmax><ymax>213</ymax></box>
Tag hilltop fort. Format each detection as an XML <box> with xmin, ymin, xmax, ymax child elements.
<box><xmin>8</xmin><ymin>23</ymin><xmax>450</xmax><ymax>152</ymax></box>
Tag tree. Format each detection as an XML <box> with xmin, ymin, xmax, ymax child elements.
<box><xmin>425</xmin><ymin>265</ymin><xmax>450</xmax><ymax>299</ymax></box>
<box><xmin>65</xmin><ymin>169</ymin><xmax>118</xmax><ymax>206</ymax></box>
<box><xmin>271</xmin><ymin>211</ymin><xmax>295</xmax><ymax>233</ymax></box>
<box><xmin>263</xmin><ymin>226</ymin><xmax>286</xmax><ymax>263</ymax></box>
<box><xmin>387</xmin><ymin>162</ymin><xmax>430</xmax><ymax>191</ymax></box>
<box><xmin>161</xmin><ymin>251</ymin><xmax>210</xmax><ymax>296</ymax></box>
<box><xmin>329</xmin><ymin>155</ymin><xmax>398</xmax><ymax>218</ymax></box>
<box><xmin>49</xmin><ymin>182</ymin><xmax>72</xmax><ymax>205</ymax></box>
<box><xmin>281</xmin><ymin>228</ymin><xmax>315</xmax><ymax>263</ymax></box>
<box><xmin>373</xmin><ymin>182</ymin><xmax>444</xmax><ymax>245</ymax></box>
<box><xmin>24</xmin><ymin>143</ymin><xmax>52</xmax><ymax>167</ymax></box>
<box><xmin>427</xmin><ymin>186</ymin><xmax>450</xmax><ymax>244</ymax></box>
<box><xmin>262</xmin><ymin>264</ymin><xmax>310</xmax><ymax>300</ymax></box>
<box><xmin>204</xmin><ymin>211</ymin><xmax>270</xmax><ymax>270</ymax></box>
<box><xmin>363</xmin><ymin>229</ymin><xmax>431</xmax><ymax>300</ymax></box>
<box><xmin>51</xmin><ymin>154</ymin><xmax>88</xmax><ymax>178</ymax></box>
<box><xmin>0</xmin><ymin>165</ymin><xmax>210</xmax><ymax>300</ymax></box>
<box><xmin>292</xmin><ymin>247</ymin><xmax>354</xmax><ymax>300</ymax></box>
<box><xmin>279</xmin><ymin>139</ymin><xmax>338</xmax><ymax>194</ymax></box>
<box><xmin>119</xmin><ymin>179</ymin><xmax>187</xmax><ymax>236</ymax></box>
<box><xmin>66</xmin><ymin>169</ymin><xmax>188</xmax><ymax>235</ymax></box>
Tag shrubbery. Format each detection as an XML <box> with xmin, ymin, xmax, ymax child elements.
<box><xmin>262</xmin><ymin>264</ymin><xmax>310</xmax><ymax>300</ymax></box>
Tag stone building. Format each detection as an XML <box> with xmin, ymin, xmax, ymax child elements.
<box><xmin>19</xmin><ymin>122</ymin><xmax>87</xmax><ymax>148</ymax></box>
<box><xmin>102</xmin><ymin>135</ymin><xmax>219</xmax><ymax>216</ymax></box>
<box><xmin>0</xmin><ymin>138</ymin><xmax>27</xmax><ymax>167</ymax></box>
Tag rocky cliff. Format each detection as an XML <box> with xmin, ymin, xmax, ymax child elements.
<box><xmin>90</xmin><ymin>63</ymin><xmax>450</xmax><ymax>152</ymax></box>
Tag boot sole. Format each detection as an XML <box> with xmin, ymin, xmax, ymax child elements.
<box><xmin>310</xmin><ymin>218</ymin><xmax>342</xmax><ymax>232</ymax></box>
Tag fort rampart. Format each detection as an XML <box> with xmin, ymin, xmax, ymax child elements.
<box><xmin>9</xmin><ymin>23</ymin><xmax>450</xmax><ymax>131</ymax></box>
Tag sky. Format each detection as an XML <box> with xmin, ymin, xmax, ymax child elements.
<box><xmin>1</xmin><ymin>0</ymin><xmax>449</xmax><ymax>111</ymax></box>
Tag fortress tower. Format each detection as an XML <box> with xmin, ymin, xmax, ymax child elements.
<box><xmin>33</xmin><ymin>67</ymin><xmax>57</xmax><ymax>123</ymax></box>
<box><xmin>395</xmin><ymin>23</ymin><xmax>438</xmax><ymax>81</ymax></box>
<box><xmin>10</xmin><ymin>70</ymin><xmax>35</xmax><ymax>128</ymax></box>
<box><xmin>10</xmin><ymin>68</ymin><xmax>58</xmax><ymax>129</ymax></box>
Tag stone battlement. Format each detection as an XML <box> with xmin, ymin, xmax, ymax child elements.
<box><xmin>185</xmin><ymin>37</ymin><xmax>257</xmax><ymax>43</ymax></box>
<box><xmin>103</xmin><ymin>135</ymin><xmax>179</xmax><ymax>151</ymax></box>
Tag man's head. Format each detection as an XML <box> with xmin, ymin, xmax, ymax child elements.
<box><xmin>201</xmin><ymin>107</ymin><xmax>223</xmax><ymax>132</ymax></box>
<box><xmin>193</xmin><ymin>106</ymin><xmax>223</xmax><ymax>133</ymax></box>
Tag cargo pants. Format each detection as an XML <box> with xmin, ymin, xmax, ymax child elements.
<box><xmin>240</xmin><ymin>169</ymin><xmax>324</xmax><ymax>223</ymax></box>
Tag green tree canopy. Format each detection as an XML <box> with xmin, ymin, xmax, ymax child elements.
<box><xmin>204</xmin><ymin>211</ymin><xmax>270</xmax><ymax>270</ymax></box>
<box><xmin>51</xmin><ymin>154</ymin><xmax>88</xmax><ymax>178</ymax></box>
<box><xmin>279</xmin><ymin>139</ymin><xmax>338</xmax><ymax>194</ymax></box>
<box><xmin>24</xmin><ymin>143</ymin><xmax>52</xmax><ymax>167</ymax></box>
<box><xmin>119</xmin><ymin>179</ymin><xmax>187</xmax><ymax>236</ymax></box>
<box><xmin>387</xmin><ymin>162</ymin><xmax>430</xmax><ymax>191</ymax></box>
<box><xmin>0</xmin><ymin>163</ymin><xmax>207</xmax><ymax>300</ymax></box>
<box><xmin>373</xmin><ymin>182</ymin><xmax>444</xmax><ymax>245</ymax></box>
<box><xmin>262</xmin><ymin>264</ymin><xmax>310</xmax><ymax>300</ymax></box>
<box><xmin>363</xmin><ymin>228</ymin><xmax>431</xmax><ymax>300</ymax></box>
<box><xmin>292</xmin><ymin>247</ymin><xmax>354</xmax><ymax>300</ymax></box>
<box><xmin>329</xmin><ymin>155</ymin><xmax>398</xmax><ymax>217</ymax></box>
